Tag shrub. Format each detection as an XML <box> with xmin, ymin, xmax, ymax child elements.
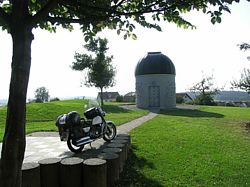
<box><xmin>50</xmin><ymin>97</ymin><xmax>60</xmax><ymax>102</ymax></box>
<box><xmin>194</xmin><ymin>94</ymin><xmax>217</xmax><ymax>106</ymax></box>
<box><xmin>225</xmin><ymin>102</ymin><xmax>236</xmax><ymax>107</ymax></box>
<box><xmin>116</xmin><ymin>95</ymin><xmax>124</xmax><ymax>102</ymax></box>
<box><xmin>176</xmin><ymin>95</ymin><xmax>184</xmax><ymax>104</ymax></box>
<box><xmin>35</xmin><ymin>98</ymin><xmax>43</xmax><ymax>103</ymax></box>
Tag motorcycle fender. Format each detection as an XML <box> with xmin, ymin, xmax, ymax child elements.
<box><xmin>106</xmin><ymin>121</ymin><xmax>114</xmax><ymax>124</ymax></box>
<box><xmin>60</xmin><ymin>130</ymin><xmax>69</xmax><ymax>141</ymax></box>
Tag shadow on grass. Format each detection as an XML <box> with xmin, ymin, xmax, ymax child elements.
<box><xmin>117</xmin><ymin>145</ymin><xmax>164</xmax><ymax>187</ymax></box>
<box><xmin>160</xmin><ymin>108</ymin><xmax>224</xmax><ymax>118</ymax></box>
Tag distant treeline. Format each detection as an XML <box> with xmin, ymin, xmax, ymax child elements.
<box><xmin>214</xmin><ymin>91</ymin><xmax>250</xmax><ymax>101</ymax></box>
<box><xmin>0</xmin><ymin>99</ymin><xmax>7</xmax><ymax>107</ymax></box>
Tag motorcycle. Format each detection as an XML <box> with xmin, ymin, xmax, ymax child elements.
<box><xmin>55</xmin><ymin>101</ymin><xmax>117</xmax><ymax>153</ymax></box>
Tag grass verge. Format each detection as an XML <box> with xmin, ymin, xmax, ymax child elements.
<box><xmin>0</xmin><ymin>100</ymin><xmax>148</xmax><ymax>141</ymax></box>
<box><xmin>118</xmin><ymin>106</ymin><xmax>250</xmax><ymax>186</ymax></box>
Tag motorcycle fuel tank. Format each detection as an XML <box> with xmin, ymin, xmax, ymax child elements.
<box><xmin>92</xmin><ymin>116</ymin><xmax>102</xmax><ymax>125</ymax></box>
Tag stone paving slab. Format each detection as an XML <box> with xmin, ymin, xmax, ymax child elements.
<box><xmin>0</xmin><ymin>112</ymin><xmax>157</xmax><ymax>163</ymax></box>
<box><xmin>117</xmin><ymin>112</ymin><xmax>158</xmax><ymax>134</ymax></box>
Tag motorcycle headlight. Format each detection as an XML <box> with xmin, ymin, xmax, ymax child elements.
<box><xmin>56</xmin><ymin>114</ymin><xmax>67</xmax><ymax>128</ymax></box>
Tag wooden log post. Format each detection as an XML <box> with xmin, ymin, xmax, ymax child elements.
<box><xmin>60</xmin><ymin>157</ymin><xmax>83</xmax><ymax>187</ymax></box>
<box><xmin>39</xmin><ymin>158</ymin><xmax>61</xmax><ymax>187</ymax></box>
<box><xmin>83</xmin><ymin>158</ymin><xmax>107</xmax><ymax>187</ymax></box>
<box><xmin>115</xmin><ymin>136</ymin><xmax>131</xmax><ymax>145</ymax></box>
<box><xmin>111</xmin><ymin>139</ymin><xmax>129</xmax><ymax>160</ymax></box>
<box><xmin>106</xmin><ymin>143</ymin><xmax>126</xmax><ymax>172</ymax></box>
<box><xmin>0</xmin><ymin>159</ymin><xmax>2</xmax><ymax>183</ymax></box>
<box><xmin>22</xmin><ymin>162</ymin><xmax>40</xmax><ymax>187</ymax></box>
<box><xmin>116</xmin><ymin>134</ymin><xmax>131</xmax><ymax>145</ymax></box>
<box><xmin>98</xmin><ymin>153</ymin><xmax>119</xmax><ymax>187</ymax></box>
<box><xmin>102</xmin><ymin>147</ymin><xmax>122</xmax><ymax>175</ymax></box>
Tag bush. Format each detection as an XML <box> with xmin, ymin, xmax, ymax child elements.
<box><xmin>50</xmin><ymin>97</ymin><xmax>60</xmax><ymax>102</ymax></box>
<box><xmin>35</xmin><ymin>98</ymin><xmax>43</xmax><ymax>103</ymax></box>
<box><xmin>176</xmin><ymin>95</ymin><xmax>184</xmax><ymax>104</ymax></box>
<box><xmin>116</xmin><ymin>95</ymin><xmax>124</xmax><ymax>102</ymax></box>
<box><xmin>194</xmin><ymin>94</ymin><xmax>217</xmax><ymax>106</ymax></box>
<box><xmin>225</xmin><ymin>102</ymin><xmax>236</xmax><ymax>107</ymax></box>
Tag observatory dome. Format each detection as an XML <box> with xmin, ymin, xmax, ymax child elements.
<box><xmin>135</xmin><ymin>52</ymin><xmax>175</xmax><ymax>76</ymax></box>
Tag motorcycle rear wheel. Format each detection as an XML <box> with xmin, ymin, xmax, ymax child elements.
<box><xmin>103</xmin><ymin>122</ymin><xmax>117</xmax><ymax>142</ymax></box>
<box><xmin>67</xmin><ymin>138</ymin><xmax>84</xmax><ymax>153</ymax></box>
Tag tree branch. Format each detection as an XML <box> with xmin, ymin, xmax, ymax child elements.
<box><xmin>110</xmin><ymin>0</ymin><xmax>177</xmax><ymax>18</ymax></box>
<box><xmin>45</xmin><ymin>15</ymin><xmax>106</xmax><ymax>25</ymax></box>
<box><xmin>113</xmin><ymin>6</ymin><xmax>172</xmax><ymax>17</ymax></box>
<box><xmin>46</xmin><ymin>16</ymin><xmax>83</xmax><ymax>24</ymax></box>
<box><xmin>0</xmin><ymin>7</ymin><xmax>10</xmax><ymax>26</ymax></box>
<box><xmin>37</xmin><ymin>1</ymin><xmax>184</xmax><ymax>29</ymax></box>
<box><xmin>31</xmin><ymin>0</ymin><xmax>60</xmax><ymax>26</ymax></box>
<box><xmin>45</xmin><ymin>4</ymin><xmax>174</xmax><ymax>27</ymax></box>
<box><xmin>113</xmin><ymin>0</ymin><xmax>127</xmax><ymax>9</ymax></box>
<box><xmin>61</xmin><ymin>0</ymin><xmax>112</xmax><ymax>14</ymax></box>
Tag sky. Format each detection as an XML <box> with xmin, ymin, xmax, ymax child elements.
<box><xmin>0</xmin><ymin>1</ymin><xmax>250</xmax><ymax>100</ymax></box>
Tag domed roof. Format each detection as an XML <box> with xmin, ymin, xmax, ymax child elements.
<box><xmin>135</xmin><ymin>52</ymin><xmax>175</xmax><ymax>76</ymax></box>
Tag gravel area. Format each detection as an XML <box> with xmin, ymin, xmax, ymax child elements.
<box><xmin>119</xmin><ymin>105</ymin><xmax>138</xmax><ymax>110</ymax></box>
<box><xmin>26</xmin><ymin>131</ymin><xmax>59</xmax><ymax>137</ymax></box>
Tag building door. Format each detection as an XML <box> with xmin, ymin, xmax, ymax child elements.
<box><xmin>149</xmin><ymin>86</ymin><xmax>160</xmax><ymax>107</ymax></box>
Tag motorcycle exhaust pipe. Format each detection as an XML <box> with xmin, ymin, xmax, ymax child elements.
<box><xmin>75</xmin><ymin>136</ymin><xmax>93</xmax><ymax>146</ymax></box>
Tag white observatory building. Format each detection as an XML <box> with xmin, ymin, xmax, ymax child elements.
<box><xmin>135</xmin><ymin>52</ymin><xmax>176</xmax><ymax>109</ymax></box>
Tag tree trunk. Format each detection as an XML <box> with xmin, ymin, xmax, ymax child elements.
<box><xmin>100</xmin><ymin>87</ymin><xmax>104</xmax><ymax>106</ymax></box>
<box><xmin>0</xmin><ymin>23</ymin><xmax>33</xmax><ymax>187</ymax></box>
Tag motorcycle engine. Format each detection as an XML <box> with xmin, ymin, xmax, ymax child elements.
<box><xmin>90</xmin><ymin>124</ymin><xmax>102</xmax><ymax>138</ymax></box>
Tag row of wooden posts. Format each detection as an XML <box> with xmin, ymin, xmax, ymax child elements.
<box><xmin>21</xmin><ymin>134</ymin><xmax>131</xmax><ymax>187</ymax></box>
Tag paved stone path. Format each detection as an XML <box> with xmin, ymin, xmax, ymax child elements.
<box><xmin>117</xmin><ymin>112</ymin><xmax>157</xmax><ymax>134</ymax></box>
<box><xmin>0</xmin><ymin>112</ymin><xmax>158</xmax><ymax>163</ymax></box>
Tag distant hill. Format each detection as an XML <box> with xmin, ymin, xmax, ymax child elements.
<box><xmin>0</xmin><ymin>96</ymin><xmax>96</xmax><ymax>107</ymax></box>
<box><xmin>0</xmin><ymin>99</ymin><xmax>7</xmax><ymax>107</ymax></box>
<box><xmin>214</xmin><ymin>91</ymin><xmax>250</xmax><ymax>102</ymax></box>
<box><xmin>186</xmin><ymin>91</ymin><xmax>250</xmax><ymax>102</ymax></box>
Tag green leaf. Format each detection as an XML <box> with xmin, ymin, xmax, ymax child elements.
<box><xmin>84</xmin><ymin>36</ymin><xmax>90</xmax><ymax>42</ymax></box>
<box><xmin>216</xmin><ymin>17</ymin><xmax>222</xmax><ymax>23</ymax></box>
<box><xmin>129</xmin><ymin>25</ymin><xmax>133</xmax><ymax>32</ymax></box>
<box><xmin>155</xmin><ymin>25</ymin><xmax>162</xmax><ymax>32</ymax></box>
<box><xmin>211</xmin><ymin>17</ymin><xmax>216</xmax><ymax>24</ymax></box>
<box><xmin>214</xmin><ymin>11</ymin><xmax>220</xmax><ymax>16</ymax></box>
<box><xmin>132</xmin><ymin>33</ymin><xmax>137</xmax><ymax>40</ymax></box>
<box><xmin>123</xmin><ymin>34</ymin><xmax>127</xmax><ymax>40</ymax></box>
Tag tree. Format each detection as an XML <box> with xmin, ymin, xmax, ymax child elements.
<box><xmin>231</xmin><ymin>68</ymin><xmax>250</xmax><ymax>94</ymax></box>
<box><xmin>34</xmin><ymin>86</ymin><xmax>50</xmax><ymax>103</ymax></box>
<box><xmin>190</xmin><ymin>75</ymin><xmax>220</xmax><ymax>105</ymax></box>
<box><xmin>232</xmin><ymin>42</ymin><xmax>250</xmax><ymax>92</ymax></box>
<box><xmin>176</xmin><ymin>95</ymin><xmax>184</xmax><ymax>104</ymax></box>
<box><xmin>0</xmin><ymin>0</ymin><xmax>244</xmax><ymax>186</ymax></box>
<box><xmin>72</xmin><ymin>37</ymin><xmax>116</xmax><ymax>105</ymax></box>
<box><xmin>116</xmin><ymin>95</ymin><xmax>124</xmax><ymax>102</ymax></box>
<box><xmin>238</xmin><ymin>42</ymin><xmax>250</xmax><ymax>60</ymax></box>
<box><xmin>239</xmin><ymin>42</ymin><xmax>250</xmax><ymax>51</ymax></box>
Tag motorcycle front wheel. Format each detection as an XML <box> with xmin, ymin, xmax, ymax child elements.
<box><xmin>103</xmin><ymin>122</ymin><xmax>117</xmax><ymax>142</ymax></box>
<box><xmin>67</xmin><ymin>137</ymin><xmax>84</xmax><ymax>153</ymax></box>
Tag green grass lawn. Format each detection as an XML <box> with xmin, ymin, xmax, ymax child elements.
<box><xmin>119</xmin><ymin>106</ymin><xmax>250</xmax><ymax>187</ymax></box>
<box><xmin>2</xmin><ymin>101</ymin><xmax>250</xmax><ymax>186</ymax></box>
<box><xmin>0</xmin><ymin>100</ymin><xmax>148</xmax><ymax>141</ymax></box>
